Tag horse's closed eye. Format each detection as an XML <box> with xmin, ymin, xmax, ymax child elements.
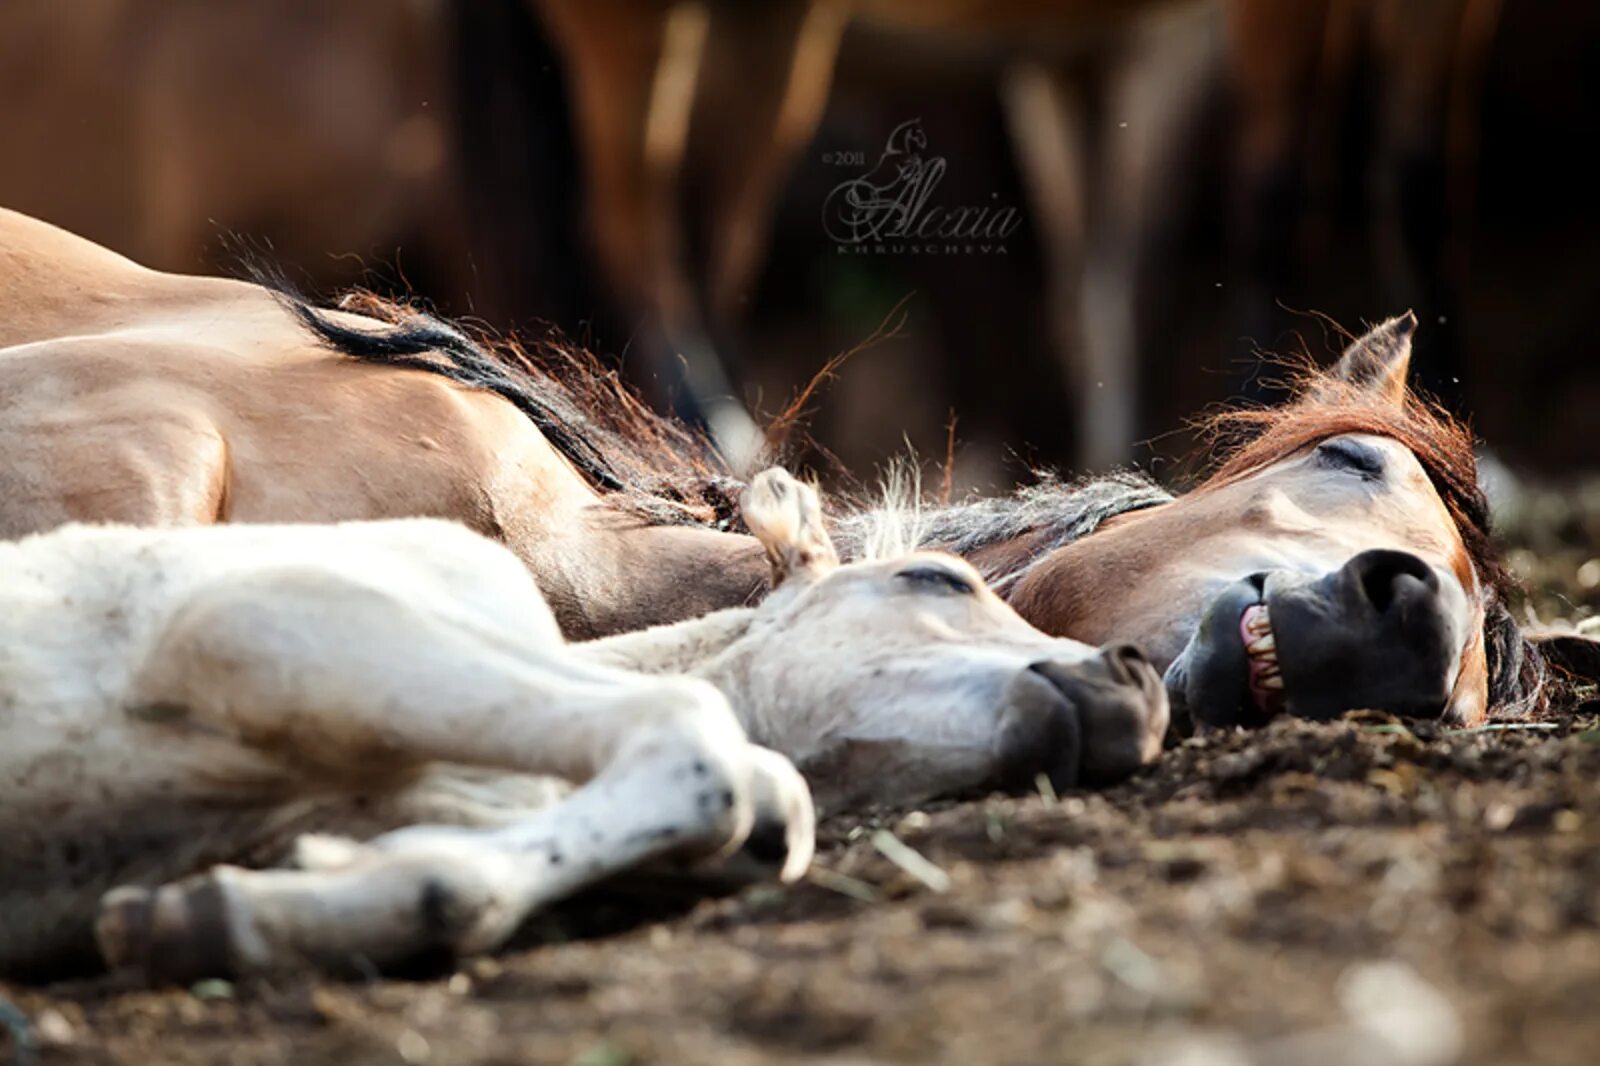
<box><xmin>896</xmin><ymin>566</ymin><xmax>976</xmax><ymax>595</ymax></box>
<box><xmin>1315</xmin><ymin>437</ymin><xmax>1386</xmax><ymax>479</ymax></box>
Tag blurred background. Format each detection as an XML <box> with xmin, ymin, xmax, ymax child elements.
<box><xmin>3</xmin><ymin>0</ymin><xmax>1598</xmax><ymax>526</ymax></box>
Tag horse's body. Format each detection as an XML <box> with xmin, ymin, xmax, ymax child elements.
<box><xmin>0</xmin><ymin>467</ymin><xmax>1165</xmax><ymax>979</ymax></box>
<box><xmin>0</xmin><ymin>208</ymin><xmax>765</xmax><ymax>638</ymax></box>
<box><xmin>0</xmin><ymin>209</ymin><xmax>1542</xmax><ymax>734</ymax></box>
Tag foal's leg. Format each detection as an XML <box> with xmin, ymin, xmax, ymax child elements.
<box><xmin>98</xmin><ymin>565</ymin><xmax>812</xmax><ymax>979</ymax></box>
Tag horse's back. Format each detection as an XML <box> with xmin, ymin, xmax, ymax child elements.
<box><xmin>0</xmin><ymin>207</ymin><xmax>153</xmax><ymax>344</ymax></box>
<box><xmin>0</xmin><ymin>207</ymin><xmax>284</xmax><ymax>347</ymax></box>
<box><xmin>0</xmin><ymin>208</ymin><xmax>600</xmax><ymax>572</ymax></box>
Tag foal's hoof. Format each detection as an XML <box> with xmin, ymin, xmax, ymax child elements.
<box><xmin>97</xmin><ymin>877</ymin><xmax>235</xmax><ymax>983</ymax></box>
<box><xmin>681</xmin><ymin>746</ymin><xmax>814</xmax><ymax>889</ymax></box>
<box><xmin>738</xmin><ymin>746</ymin><xmax>816</xmax><ymax>883</ymax></box>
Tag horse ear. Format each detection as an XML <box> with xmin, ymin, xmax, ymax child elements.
<box><xmin>741</xmin><ymin>468</ymin><xmax>839</xmax><ymax>587</ymax></box>
<box><xmin>1326</xmin><ymin>311</ymin><xmax>1417</xmax><ymax>407</ymax></box>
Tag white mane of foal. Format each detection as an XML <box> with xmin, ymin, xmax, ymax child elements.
<box><xmin>0</xmin><ymin>468</ymin><xmax>1162</xmax><ymax>982</ymax></box>
<box><xmin>850</xmin><ymin>459</ymin><xmax>936</xmax><ymax>561</ymax></box>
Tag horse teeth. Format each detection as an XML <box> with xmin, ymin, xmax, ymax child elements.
<box><xmin>1258</xmin><ymin>675</ymin><xmax>1285</xmax><ymax>691</ymax></box>
<box><xmin>1247</xmin><ymin>632</ymin><xmax>1276</xmax><ymax>655</ymax></box>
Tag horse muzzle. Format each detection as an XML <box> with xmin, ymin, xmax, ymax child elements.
<box><xmin>994</xmin><ymin>644</ymin><xmax>1170</xmax><ymax>790</ymax></box>
<box><xmin>1168</xmin><ymin>549</ymin><xmax>1471</xmax><ymax>730</ymax></box>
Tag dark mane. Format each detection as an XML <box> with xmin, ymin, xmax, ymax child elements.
<box><xmin>831</xmin><ymin>469</ymin><xmax>1173</xmax><ymax>584</ymax></box>
<box><xmin>1195</xmin><ymin>370</ymin><xmax>1546</xmax><ymax>715</ymax></box>
<box><xmin>266</xmin><ymin>285</ymin><xmax>748</xmax><ymax>529</ymax></box>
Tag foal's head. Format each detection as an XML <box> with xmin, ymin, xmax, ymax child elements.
<box><xmin>1006</xmin><ymin>314</ymin><xmax>1531</xmax><ymax>730</ymax></box>
<box><xmin>717</xmin><ymin>469</ymin><xmax>1168</xmax><ymax>808</ymax></box>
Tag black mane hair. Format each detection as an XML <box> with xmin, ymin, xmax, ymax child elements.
<box><xmin>257</xmin><ymin>278</ymin><xmax>749</xmax><ymax>530</ymax></box>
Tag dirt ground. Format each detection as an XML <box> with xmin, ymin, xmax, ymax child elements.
<box><xmin>7</xmin><ymin>487</ymin><xmax>1600</xmax><ymax>1066</ymax></box>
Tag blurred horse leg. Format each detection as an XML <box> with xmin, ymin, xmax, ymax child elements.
<box><xmin>691</xmin><ymin>0</ymin><xmax>848</xmax><ymax>330</ymax></box>
<box><xmin>538</xmin><ymin>0</ymin><xmax>764</xmax><ymax>467</ymax></box>
<box><xmin>1002</xmin><ymin>61</ymin><xmax>1099</xmax><ymax>463</ymax></box>
<box><xmin>1224</xmin><ymin>0</ymin><xmax>1334</xmax><ymax>383</ymax></box>
<box><xmin>1370</xmin><ymin>0</ymin><xmax>1502</xmax><ymax>404</ymax></box>
<box><xmin>1004</xmin><ymin>5</ymin><xmax>1221</xmax><ymax>469</ymax></box>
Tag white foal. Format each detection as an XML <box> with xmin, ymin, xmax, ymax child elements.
<box><xmin>0</xmin><ymin>469</ymin><xmax>1165</xmax><ymax>982</ymax></box>
<box><xmin>583</xmin><ymin>471</ymin><xmax>1170</xmax><ymax>811</ymax></box>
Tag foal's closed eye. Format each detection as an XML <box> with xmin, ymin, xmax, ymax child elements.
<box><xmin>896</xmin><ymin>565</ymin><xmax>977</xmax><ymax>595</ymax></box>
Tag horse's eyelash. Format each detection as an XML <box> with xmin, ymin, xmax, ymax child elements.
<box><xmin>1316</xmin><ymin>440</ymin><xmax>1386</xmax><ymax>478</ymax></box>
<box><xmin>897</xmin><ymin>567</ymin><xmax>975</xmax><ymax>594</ymax></box>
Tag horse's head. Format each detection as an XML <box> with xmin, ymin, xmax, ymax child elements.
<box><xmin>1004</xmin><ymin>314</ymin><xmax>1536</xmax><ymax>731</ymax></box>
<box><xmin>722</xmin><ymin>469</ymin><xmax>1168</xmax><ymax>807</ymax></box>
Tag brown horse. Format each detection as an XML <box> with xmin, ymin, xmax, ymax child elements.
<box><xmin>865</xmin><ymin>314</ymin><xmax>1539</xmax><ymax>730</ymax></box>
<box><xmin>0</xmin><ymin>209</ymin><xmax>1553</xmax><ymax>729</ymax></box>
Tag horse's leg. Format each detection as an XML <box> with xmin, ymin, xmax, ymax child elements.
<box><xmin>1011</xmin><ymin>8</ymin><xmax>1221</xmax><ymax>468</ymax></box>
<box><xmin>100</xmin><ymin>743</ymin><xmax>808</xmax><ymax>981</ymax></box>
<box><xmin>95</xmin><ymin>563</ymin><xmax>812</xmax><ymax>979</ymax></box>
<box><xmin>1001</xmin><ymin>59</ymin><xmax>1095</xmax><ymax>462</ymax></box>
<box><xmin>537</xmin><ymin>0</ymin><xmax>760</xmax><ymax>464</ymax></box>
<box><xmin>1369</xmin><ymin>0</ymin><xmax>1498</xmax><ymax>405</ymax></box>
<box><xmin>693</xmin><ymin>0</ymin><xmax>847</xmax><ymax>327</ymax></box>
<box><xmin>1223</xmin><ymin>0</ymin><xmax>1334</xmax><ymax>388</ymax></box>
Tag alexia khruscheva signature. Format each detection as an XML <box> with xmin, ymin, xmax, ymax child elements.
<box><xmin>822</xmin><ymin>119</ymin><xmax>1022</xmax><ymax>254</ymax></box>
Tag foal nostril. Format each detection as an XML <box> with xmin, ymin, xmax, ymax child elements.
<box><xmin>1346</xmin><ymin>549</ymin><xmax>1438</xmax><ymax>614</ymax></box>
<box><xmin>1100</xmin><ymin>643</ymin><xmax>1150</xmax><ymax>684</ymax></box>
<box><xmin>1019</xmin><ymin>655</ymin><xmax>1162</xmax><ymax>791</ymax></box>
<box><xmin>1027</xmin><ymin>659</ymin><xmax>1084</xmax><ymax>692</ymax></box>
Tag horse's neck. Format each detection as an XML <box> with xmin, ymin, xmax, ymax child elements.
<box><xmin>571</xmin><ymin>606</ymin><xmax>759</xmax><ymax>684</ymax></box>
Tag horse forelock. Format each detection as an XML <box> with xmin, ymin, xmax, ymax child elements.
<box><xmin>1194</xmin><ymin>370</ymin><xmax>1546</xmax><ymax>714</ymax></box>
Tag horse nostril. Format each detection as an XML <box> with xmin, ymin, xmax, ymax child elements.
<box><xmin>1347</xmin><ymin>549</ymin><xmax>1437</xmax><ymax>614</ymax></box>
<box><xmin>1100</xmin><ymin>643</ymin><xmax>1150</xmax><ymax>684</ymax></box>
<box><xmin>1026</xmin><ymin>659</ymin><xmax>1069</xmax><ymax>687</ymax></box>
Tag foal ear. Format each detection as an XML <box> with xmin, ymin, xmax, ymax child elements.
<box><xmin>742</xmin><ymin>468</ymin><xmax>840</xmax><ymax>587</ymax></box>
<box><xmin>1326</xmin><ymin>311</ymin><xmax>1417</xmax><ymax>407</ymax></box>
